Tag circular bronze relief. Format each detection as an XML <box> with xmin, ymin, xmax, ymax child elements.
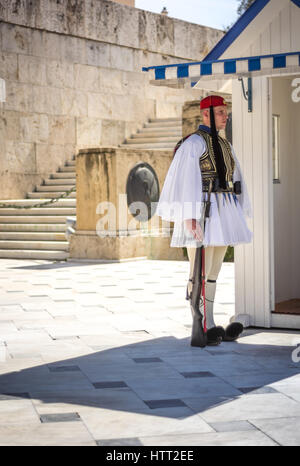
<box><xmin>126</xmin><ymin>162</ymin><xmax>160</xmax><ymax>221</ymax></box>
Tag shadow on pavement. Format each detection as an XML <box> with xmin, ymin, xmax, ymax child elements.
<box><xmin>7</xmin><ymin>260</ymin><xmax>137</xmax><ymax>271</ymax></box>
<box><xmin>0</xmin><ymin>332</ymin><xmax>299</xmax><ymax>419</ymax></box>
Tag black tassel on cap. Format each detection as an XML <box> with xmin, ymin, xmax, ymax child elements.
<box><xmin>209</xmin><ymin>105</ymin><xmax>227</xmax><ymax>190</ymax></box>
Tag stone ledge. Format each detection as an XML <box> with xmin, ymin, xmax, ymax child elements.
<box><xmin>69</xmin><ymin>231</ymin><xmax>185</xmax><ymax>261</ymax></box>
<box><xmin>0</xmin><ymin>0</ymin><xmax>223</xmax><ymax>60</ymax></box>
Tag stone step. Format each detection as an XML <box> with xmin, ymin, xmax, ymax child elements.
<box><xmin>141</xmin><ymin>126</ymin><xmax>182</xmax><ymax>133</ymax></box>
<box><xmin>125</xmin><ymin>136</ymin><xmax>179</xmax><ymax>144</ymax></box>
<box><xmin>51</xmin><ymin>172</ymin><xmax>76</xmax><ymax>179</ymax></box>
<box><xmin>0</xmin><ymin>216</ymin><xmax>69</xmax><ymax>224</ymax></box>
<box><xmin>133</xmin><ymin>131</ymin><xmax>182</xmax><ymax>138</ymax></box>
<box><xmin>0</xmin><ymin>153</ymin><xmax>77</xmax><ymax>260</ymax></box>
<box><xmin>0</xmin><ymin>240</ymin><xmax>69</xmax><ymax>251</ymax></box>
<box><xmin>149</xmin><ymin>117</ymin><xmax>181</xmax><ymax>122</ymax></box>
<box><xmin>0</xmin><ymin>231</ymin><xmax>67</xmax><ymax>241</ymax></box>
<box><xmin>0</xmin><ymin>199</ymin><xmax>76</xmax><ymax>208</ymax></box>
<box><xmin>58</xmin><ymin>166</ymin><xmax>76</xmax><ymax>173</ymax></box>
<box><xmin>144</xmin><ymin>121</ymin><xmax>182</xmax><ymax>129</ymax></box>
<box><xmin>43</xmin><ymin>178</ymin><xmax>76</xmax><ymax>186</ymax></box>
<box><xmin>0</xmin><ymin>223</ymin><xmax>68</xmax><ymax>232</ymax></box>
<box><xmin>0</xmin><ymin>207</ymin><xmax>76</xmax><ymax>216</ymax></box>
<box><xmin>27</xmin><ymin>192</ymin><xmax>76</xmax><ymax>199</ymax></box>
<box><xmin>120</xmin><ymin>142</ymin><xmax>174</xmax><ymax>149</ymax></box>
<box><xmin>35</xmin><ymin>185</ymin><xmax>75</xmax><ymax>192</ymax></box>
<box><xmin>0</xmin><ymin>249</ymin><xmax>69</xmax><ymax>260</ymax></box>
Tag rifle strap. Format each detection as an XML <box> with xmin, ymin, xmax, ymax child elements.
<box><xmin>201</xmin><ymin>247</ymin><xmax>207</xmax><ymax>333</ymax></box>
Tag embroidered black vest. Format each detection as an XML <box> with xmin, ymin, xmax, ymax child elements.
<box><xmin>196</xmin><ymin>129</ymin><xmax>235</xmax><ymax>192</ymax></box>
<box><xmin>173</xmin><ymin>130</ymin><xmax>235</xmax><ymax>192</ymax></box>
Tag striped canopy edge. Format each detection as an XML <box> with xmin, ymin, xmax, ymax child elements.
<box><xmin>142</xmin><ymin>51</ymin><xmax>300</xmax><ymax>88</ymax></box>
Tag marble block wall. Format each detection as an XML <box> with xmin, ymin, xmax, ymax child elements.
<box><xmin>0</xmin><ymin>0</ymin><xmax>224</xmax><ymax>198</ymax></box>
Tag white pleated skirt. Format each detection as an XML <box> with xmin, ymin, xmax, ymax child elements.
<box><xmin>170</xmin><ymin>193</ymin><xmax>252</xmax><ymax>248</ymax></box>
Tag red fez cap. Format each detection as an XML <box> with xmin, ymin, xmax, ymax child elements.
<box><xmin>200</xmin><ymin>95</ymin><xmax>227</xmax><ymax>109</ymax></box>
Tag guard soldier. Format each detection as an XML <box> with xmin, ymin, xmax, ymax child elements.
<box><xmin>156</xmin><ymin>95</ymin><xmax>253</xmax><ymax>346</ymax></box>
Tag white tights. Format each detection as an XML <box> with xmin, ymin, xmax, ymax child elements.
<box><xmin>187</xmin><ymin>246</ymin><xmax>228</xmax><ymax>282</ymax></box>
<box><xmin>187</xmin><ymin>246</ymin><xmax>227</xmax><ymax>329</ymax></box>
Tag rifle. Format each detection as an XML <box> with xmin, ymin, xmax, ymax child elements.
<box><xmin>190</xmin><ymin>246</ymin><xmax>207</xmax><ymax>347</ymax></box>
<box><xmin>189</xmin><ymin>181</ymin><xmax>212</xmax><ymax>348</ymax></box>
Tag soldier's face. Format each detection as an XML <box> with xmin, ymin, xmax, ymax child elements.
<box><xmin>214</xmin><ymin>106</ymin><xmax>228</xmax><ymax>130</ymax></box>
<box><xmin>203</xmin><ymin>106</ymin><xmax>228</xmax><ymax>130</ymax></box>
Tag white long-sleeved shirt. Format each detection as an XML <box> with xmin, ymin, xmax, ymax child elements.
<box><xmin>156</xmin><ymin>133</ymin><xmax>252</xmax><ymax>248</ymax></box>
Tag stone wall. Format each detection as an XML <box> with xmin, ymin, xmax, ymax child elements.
<box><xmin>111</xmin><ymin>0</ymin><xmax>135</xmax><ymax>6</ymax></box>
<box><xmin>0</xmin><ymin>0</ymin><xmax>224</xmax><ymax>199</ymax></box>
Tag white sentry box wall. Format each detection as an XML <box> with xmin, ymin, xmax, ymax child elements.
<box><xmin>231</xmin><ymin>0</ymin><xmax>300</xmax><ymax>327</ymax></box>
<box><xmin>271</xmin><ymin>76</ymin><xmax>300</xmax><ymax>329</ymax></box>
<box><xmin>232</xmin><ymin>76</ymin><xmax>274</xmax><ymax>328</ymax></box>
<box><xmin>221</xmin><ymin>0</ymin><xmax>300</xmax><ymax>61</ymax></box>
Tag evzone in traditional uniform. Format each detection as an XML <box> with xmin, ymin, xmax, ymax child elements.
<box><xmin>156</xmin><ymin>95</ymin><xmax>252</xmax><ymax>346</ymax></box>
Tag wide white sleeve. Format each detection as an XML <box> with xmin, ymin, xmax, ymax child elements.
<box><xmin>156</xmin><ymin>135</ymin><xmax>205</xmax><ymax>222</ymax></box>
<box><xmin>231</xmin><ymin>145</ymin><xmax>252</xmax><ymax>218</ymax></box>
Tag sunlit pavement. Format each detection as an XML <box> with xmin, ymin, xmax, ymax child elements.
<box><xmin>0</xmin><ymin>258</ymin><xmax>299</xmax><ymax>446</ymax></box>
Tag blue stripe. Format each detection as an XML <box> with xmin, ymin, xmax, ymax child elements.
<box><xmin>248</xmin><ymin>58</ymin><xmax>261</xmax><ymax>71</ymax></box>
<box><xmin>143</xmin><ymin>51</ymin><xmax>300</xmax><ymax>74</ymax></box>
<box><xmin>177</xmin><ymin>64</ymin><xmax>189</xmax><ymax>78</ymax></box>
<box><xmin>155</xmin><ymin>68</ymin><xmax>166</xmax><ymax>80</ymax></box>
<box><xmin>273</xmin><ymin>55</ymin><xmax>286</xmax><ymax>68</ymax></box>
<box><xmin>291</xmin><ymin>0</ymin><xmax>300</xmax><ymax>6</ymax></box>
<box><xmin>224</xmin><ymin>60</ymin><xmax>236</xmax><ymax>74</ymax></box>
<box><xmin>201</xmin><ymin>62</ymin><xmax>212</xmax><ymax>76</ymax></box>
<box><xmin>204</xmin><ymin>0</ymin><xmax>271</xmax><ymax>61</ymax></box>
<box><xmin>142</xmin><ymin>51</ymin><xmax>300</xmax><ymax>80</ymax></box>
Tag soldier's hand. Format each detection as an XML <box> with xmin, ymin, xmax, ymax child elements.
<box><xmin>184</xmin><ymin>219</ymin><xmax>203</xmax><ymax>242</ymax></box>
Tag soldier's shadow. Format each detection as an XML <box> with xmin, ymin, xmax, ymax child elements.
<box><xmin>0</xmin><ymin>331</ymin><xmax>299</xmax><ymax>420</ymax></box>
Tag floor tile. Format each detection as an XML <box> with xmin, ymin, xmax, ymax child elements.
<box><xmin>96</xmin><ymin>437</ymin><xmax>143</xmax><ymax>446</ymax></box>
<box><xmin>40</xmin><ymin>412</ymin><xmax>81</xmax><ymax>423</ymax></box>
<box><xmin>126</xmin><ymin>376</ymin><xmax>241</xmax><ymax>399</ymax></box>
<box><xmin>249</xmin><ymin>416</ymin><xmax>300</xmax><ymax>446</ymax></box>
<box><xmin>208</xmin><ymin>420</ymin><xmax>257</xmax><ymax>432</ymax></box>
<box><xmin>143</xmin><ymin>399</ymin><xmax>187</xmax><ymax>409</ymax></box>
<box><xmin>184</xmin><ymin>393</ymin><xmax>300</xmax><ymax>422</ymax></box>
<box><xmin>180</xmin><ymin>371</ymin><xmax>216</xmax><ymax>378</ymax></box>
<box><xmin>132</xmin><ymin>357</ymin><xmax>163</xmax><ymax>363</ymax></box>
<box><xmin>139</xmin><ymin>430</ymin><xmax>277</xmax><ymax>446</ymax></box>
<box><xmin>92</xmin><ymin>381</ymin><xmax>128</xmax><ymax>389</ymax></box>
<box><xmin>31</xmin><ymin>388</ymin><xmax>148</xmax><ymax>412</ymax></box>
<box><xmin>0</xmin><ymin>399</ymin><xmax>40</xmax><ymax>425</ymax></box>
<box><xmin>79</xmin><ymin>406</ymin><xmax>214</xmax><ymax>439</ymax></box>
<box><xmin>0</xmin><ymin>392</ymin><xmax>30</xmax><ymax>400</ymax></box>
<box><xmin>0</xmin><ymin>423</ymin><xmax>95</xmax><ymax>446</ymax></box>
<box><xmin>48</xmin><ymin>365</ymin><xmax>81</xmax><ymax>373</ymax></box>
<box><xmin>237</xmin><ymin>386</ymin><xmax>278</xmax><ymax>395</ymax></box>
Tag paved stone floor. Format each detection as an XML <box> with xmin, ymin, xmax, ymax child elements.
<box><xmin>0</xmin><ymin>257</ymin><xmax>299</xmax><ymax>446</ymax></box>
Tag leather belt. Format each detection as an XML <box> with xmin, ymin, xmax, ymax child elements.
<box><xmin>202</xmin><ymin>187</ymin><xmax>234</xmax><ymax>193</ymax></box>
<box><xmin>202</xmin><ymin>179</ymin><xmax>241</xmax><ymax>194</ymax></box>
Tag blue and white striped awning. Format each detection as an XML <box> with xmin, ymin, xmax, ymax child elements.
<box><xmin>142</xmin><ymin>51</ymin><xmax>300</xmax><ymax>88</ymax></box>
